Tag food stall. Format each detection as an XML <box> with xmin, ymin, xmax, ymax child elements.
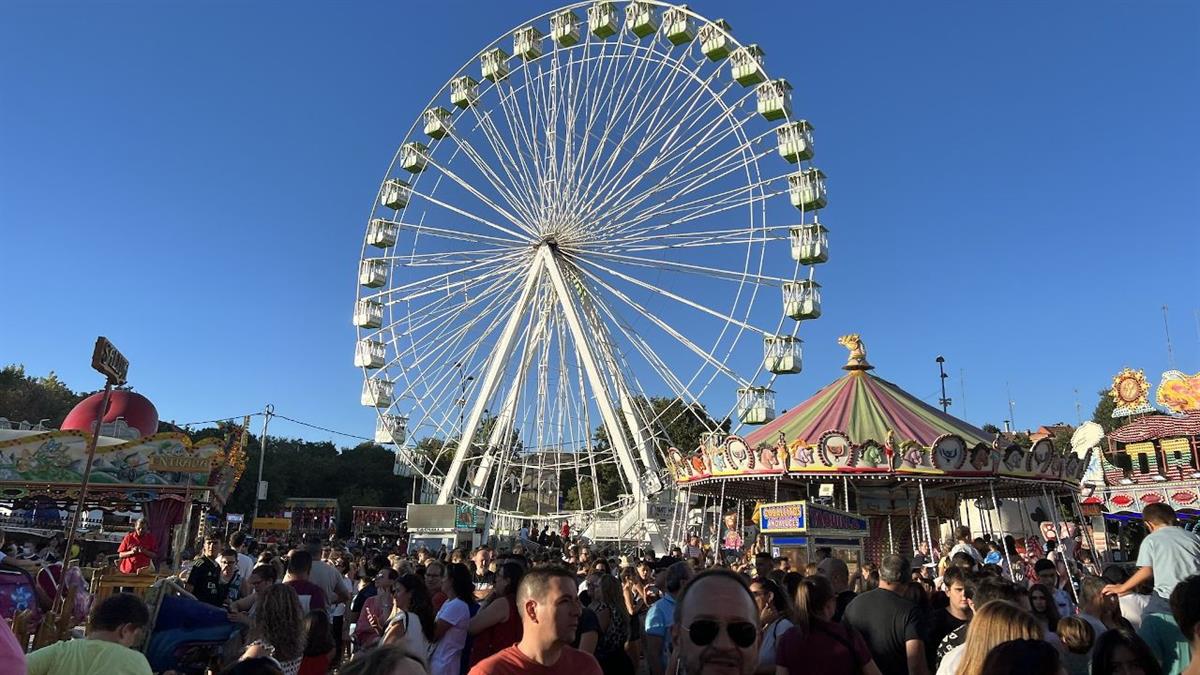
<box><xmin>757</xmin><ymin>500</ymin><xmax>868</xmax><ymax>573</ymax></box>
<box><xmin>405</xmin><ymin>503</ymin><xmax>478</xmax><ymax>554</ymax></box>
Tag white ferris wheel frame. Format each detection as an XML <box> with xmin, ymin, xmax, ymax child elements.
<box><xmin>354</xmin><ymin>0</ymin><xmax>825</xmax><ymax>520</ymax></box>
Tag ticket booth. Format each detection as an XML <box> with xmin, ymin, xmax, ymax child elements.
<box><xmin>758</xmin><ymin>500</ymin><xmax>868</xmax><ymax>574</ymax></box>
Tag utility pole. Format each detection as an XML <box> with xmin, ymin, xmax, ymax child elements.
<box><xmin>1006</xmin><ymin>382</ymin><xmax>1016</xmax><ymax>432</ymax></box>
<box><xmin>959</xmin><ymin>368</ymin><xmax>967</xmax><ymax>420</ymax></box>
<box><xmin>1074</xmin><ymin>388</ymin><xmax>1082</xmax><ymax>426</ymax></box>
<box><xmin>1162</xmin><ymin>305</ymin><xmax>1176</xmax><ymax>370</ymax></box>
<box><xmin>252</xmin><ymin>404</ymin><xmax>274</xmax><ymax>522</ymax></box>
<box><xmin>936</xmin><ymin>356</ymin><xmax>951</xmax><ymax>413</ymax></box>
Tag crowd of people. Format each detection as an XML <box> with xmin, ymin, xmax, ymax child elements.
<box><xmin>1</xmin><ymin>502</ymin><xmax>1198</xmax><ymax>675</ymax></box>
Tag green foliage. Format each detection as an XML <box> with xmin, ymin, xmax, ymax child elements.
<box><xmin>1091</xmin><ymin>388</ymin><xmax>1121</xmax><ymax>434</ymax></box>
<box><xmin>981</xmin><ymin>423</ymin><xmax>1001</xmax><ymax>435</ymax></box>
<box><xmin>562</xmin><ymin>396</ymin><xmax>725</xmax><ymax>511</ymax></box>
<box><xmin>220</xmin><ymin>435</ymin><xmax>413</xmax><ymax>536</ymax></box>
<box><xmin>0</xmin><ymin>364</ymin><xmax>86</xmax><ymax>428</ymax></box>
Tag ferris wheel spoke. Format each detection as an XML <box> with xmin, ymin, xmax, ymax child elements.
<box><xmin>419</xmin><ymin>153</ymin><xmax>535</xmax><ymax>235</ymax></box>
<box><xmin>571</xmin><ymin>260</ymin><xmax>749</xmax><ymax>384</ymax></box>
<box><xmin>385</xmin><ymin>265</ymin><xmax>523</xmax><ymax>350</ymax></box>
<box><xmin>500</xmin><ymin>72</ymin><xmax>548</xmax><ymax>213</ymax></box>
<box><xmin>409</xmin><ymin>188</ymin><xmax>532</xmax><ymax>242</ymax></box>
<box><xmin>574</xmin><ymin>254</ymin><xmax>764</xmax><ymax>338</ymax></box>
<box><xmin>589</xmin><ymin>103</ymin><xmax>767</xmax><ymax>237</ymax></box>
<box><xmin>586</xmin><ymin>249</ymin><xmax>790</xmax><ymax>287</ymax></box>
<box><xmin>479</xmin><ymin>80</ymin><xmax>546</xmax><ymax>210</ymax></box>
<box><xmin>603</xmin><ymin>150</ymin><xmax>779</xmax><ymax>240</ymax></box>
<box><xmin>365</xmin><ymin>252</ymin><xmax>522</xmax><ymax>302</ymax></box>
<box><xmin>570</xmin><ymin>47</ymin><xmax>684</xmax><ymax>223</ymax></box>
<box><xmin>567</xmin><ymin>37</ymin><xmax>671</xmax><ymax>217</ymax></box>
<box><xmin>591</xmin><ymin>222</ymin><xmax>794</xmax><ymax>251</ymax></box>
<box><xmin>441</xmin><ymin>119</ymin><xmax>541</xmax><ymax>228</ymax></box>
<box><xmin>376</xmin><ymin>245</ymin><xmax>518</xmax><ymax>267</ymax></box>
<box><xmin>615</xmin><ymin>166</ymin><xmax>780</xmax><ymax>233</ymax></box>
<box><xmin>380</xmin><ymin>272</ymin><xmax>524</xmax><ymax>384</ymax></box>
<box><xmin>587</xmin><ymin>290</ymin><xmax>727</xmax><ymax>437</ymax></box>
<box><xmin>570</xmin><ymin>42</ymin><xmax>729</xmax><ymax>226</ymax></box>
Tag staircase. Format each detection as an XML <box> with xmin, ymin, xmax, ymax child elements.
<box><xmin>581</xmin><ymin>491</ymin><xmax>673</xmax><ymax>555</ymax></box>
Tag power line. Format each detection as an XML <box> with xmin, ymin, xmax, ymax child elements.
<box><xmin>178</xmin><ymin>410</ymin><xmax>373</xmax><ymax>443</ymax></box>
<box><xmin>177</xmin><ymin>412</ymin><xmax>263</xmax><ymax>427</ymax></box>
<box><xmin>272</xmin><ymin>414</ymin><xmax>373</xmax><ymax>442</ymax></box>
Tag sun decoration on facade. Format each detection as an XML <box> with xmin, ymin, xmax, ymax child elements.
<box><xmin>1110</xmin><ymin>368</ymin><xmax>1153</xmax><ymax>417</ymax></box>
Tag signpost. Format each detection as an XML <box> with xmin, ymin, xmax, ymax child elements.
<box><xmin>58</xmin><ymin>337</ymin><xmax>128</xmax><ymax>612</ymax></box>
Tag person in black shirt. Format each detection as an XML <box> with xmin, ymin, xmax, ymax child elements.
<box><xmin>932</xmin><ymin>576</ymin><xmax>1021</xmax><ymax>669</ymax></box>
<box><xmin>925</xmin><ymin>568</ymin><xmax>972</xmax><ymax>668</ymax></box>
<box><xmin>186</xmin><ymin>535</ymin><xmax>224</xmax><ymax>607</ymax></box>
<box><xmin>842</xmin><ymin>554</ymin><xmax>927</xmax><ymax>675</ymax></box>
<box><xmin>821</xmin><ymin>557</ymin><xmax>857</xmax><ymax>623</ymax></box>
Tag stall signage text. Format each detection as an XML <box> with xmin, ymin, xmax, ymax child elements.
<box><xmin>760</xmin><ymin>501</ymin><xmax>806</xmax><ymax>533</ymax></box>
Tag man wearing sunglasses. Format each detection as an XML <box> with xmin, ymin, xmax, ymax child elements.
<box><xmin>670</xmin><ymin>568</ymin><xmax>761</xmax><ymax>675</ymax></box>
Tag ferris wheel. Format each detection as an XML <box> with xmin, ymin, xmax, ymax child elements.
<box><xmin>353</xmin><ymin>1</ymin><xmax>830</xmax><ymax>524</ymax></box>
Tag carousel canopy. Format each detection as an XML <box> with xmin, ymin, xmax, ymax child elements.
<box><xmin>746</xmin><ymin>369</ymin><xmax>991</xmax><ymax>449</ymax></box>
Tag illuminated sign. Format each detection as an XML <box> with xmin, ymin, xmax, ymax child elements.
<box><xmin>760</xmin><ymin>501</ymin><xmax>806</xmax><ymax>533</ymax></box>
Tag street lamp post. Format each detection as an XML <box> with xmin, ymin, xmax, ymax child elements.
<box><xmin>936</xmin><ymin>356</ymin><xmax>952</xmax><ymax>413</ymax></box>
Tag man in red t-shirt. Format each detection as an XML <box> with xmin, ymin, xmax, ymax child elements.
<box><xmin>469</xmin><ymin>566</ymin><xmax>601</xmax><ymax>675</ymax></box>
<box><xmin>116</xmin><ymin>519</ymin><xmax>157</xmax><ymax>574</ymax></box>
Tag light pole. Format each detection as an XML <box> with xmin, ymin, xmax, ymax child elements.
<box><xmin>935</xmin><ymin>356</ymin><xmax>952</xmax><ymax>413</ymax></box>
<box><xmin>252</xmin><ymin>404</ymin><xmax>274</xmax><ymax>522</ymax></box>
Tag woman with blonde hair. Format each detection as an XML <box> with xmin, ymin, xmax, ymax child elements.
<box><xmin>949</xmin><ymin>601</ymin><xmax>1041</xmax><ymax>675</ymax></box>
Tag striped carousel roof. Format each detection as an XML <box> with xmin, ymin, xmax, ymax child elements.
<box><xmin>745</xmin><ymin>370</ymin><xmax>992</xmax><ymax>449</ymax></box>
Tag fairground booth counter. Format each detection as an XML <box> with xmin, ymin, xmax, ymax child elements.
<box><xmin>664</xmin><ymin>338</ymin><xmax>1095</xmax><ymax>570</ymax></box>
<box><xmin>756</xmin><ymin>500</ymin><xmax>868</xmax><ymax>571</ymax></box>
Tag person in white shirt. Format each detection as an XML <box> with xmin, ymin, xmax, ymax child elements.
<box><xmin>229</xmin><ymin>531</ymin><xmax>255</xmax><ymax>583</ymax></box>
<box><xmin>948</xmin><ymin>526</ymin><xmax>982</xmax><ymax>564</ymax></box>
<box><xmin>431</xmin><ymin>563</ymin><xmax>473</xmax><ymax>675</ymax></box>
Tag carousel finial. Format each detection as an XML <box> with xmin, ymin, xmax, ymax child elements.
<box><xmin>838</xmin><ymin>334</ymin><xmax>874</xmax><ymax>371</ymax></box>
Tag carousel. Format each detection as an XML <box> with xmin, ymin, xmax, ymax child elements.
<box><xmin>664</xmin><ymin>336</ymin><xmax>1096</xmax><ymax>575</ymax></box>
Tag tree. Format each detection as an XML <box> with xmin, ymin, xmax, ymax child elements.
<box><xmin>981</xmin><ymin>423</ymin><xmax>1001</xmax><ymax>436</ymax></box>
<box><xmin>0</xmin><ymin>365</ymin><xmax>86</xmax><ymax>428</ymax></box>
<box><xmin>1091</xmin><ymin>388</ymin><xmax>1121</xmax><ymax>434</ymax></box>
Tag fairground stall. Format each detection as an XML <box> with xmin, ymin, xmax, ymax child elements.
<box><xmin>353</xmin><ymin>505</ymin><xmax>407</xmax><ymax>540</ymax></box>
<box><xmin>665</xmin><ymin>337</ymin><xmax>1095</xmax><ymax>578</ymax></box>
<box><xmin>0</xmin><ymin>392</ymin><xmax>247</xmax><ymax>647</ymax></box>
<box><xmin>755</xmin><ymin>500</ymin><xmax>868</xmax><ymax>572</ymax></box>
<box><xmin>283</xmin><ymin>497</ymin><xmax>339</xmax><ymax>538</ymax></box>
<box><xmin>1085</xmin><ymin>368</ymin><xmax>1200</xmax><ymax>562</ymax></box>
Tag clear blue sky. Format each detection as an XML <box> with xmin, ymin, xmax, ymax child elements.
<box><xmin>2</xmin><ymin>1</ymin><xmax>1197</xmax><ymax>446</ymax></box>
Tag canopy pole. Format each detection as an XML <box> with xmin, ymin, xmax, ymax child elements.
<box><xmin>717</xmin><ymin>479</ymin><xmax>728</xmax><ymax>565</ymax></box>
<box><xmin>906</xmin><ymin>488</ymin><xmax>917</xmax><ymax>554</ymax></box>
<box><xmin>887</xmin><ymin>514</ymin><xmax>895</xmax><ymax>555</ymax></box>
<box><xmin>1044</xmin><ymin>486</ymin><xmax>1078</xmax><ymax>599</ymax></box>
<box><xmin>917</xmin><ymin>481</ymin><xmax>934</xmax><ymax>559</ymax></box>
<box><xmin>1070</xmin><ymin>491</ymin><xmax>1100</xmax><ymax>572</ymax></box>
<box><xmin>989</xmin><ymin>482</ymin><xmax>1015</xmax><ymax>582</ymax></box>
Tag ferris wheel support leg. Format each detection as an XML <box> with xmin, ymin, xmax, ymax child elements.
<box><xmin>539</xmin><ymin>246</ymin><xmax>645</xmax><ymax>504</ymax></box>
<box><xmin>436</xmin><ymin>257</ymin><xmax>544</xmax><ymax>505</ymax></box>
<box><xmin>586</xmin><ymin>301</ymin><xmax>658</xmax><ymax>478</ymax></box>
<box><xmin>471</xmin><ymin>306</ymin><xmax>550</xmax><ymax>538</ymax></box>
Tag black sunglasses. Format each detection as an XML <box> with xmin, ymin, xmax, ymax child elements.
<box><xmin>687</xmin><ymin>620</ymin><xmax>757</xmax><ymax>648</ymax></box>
